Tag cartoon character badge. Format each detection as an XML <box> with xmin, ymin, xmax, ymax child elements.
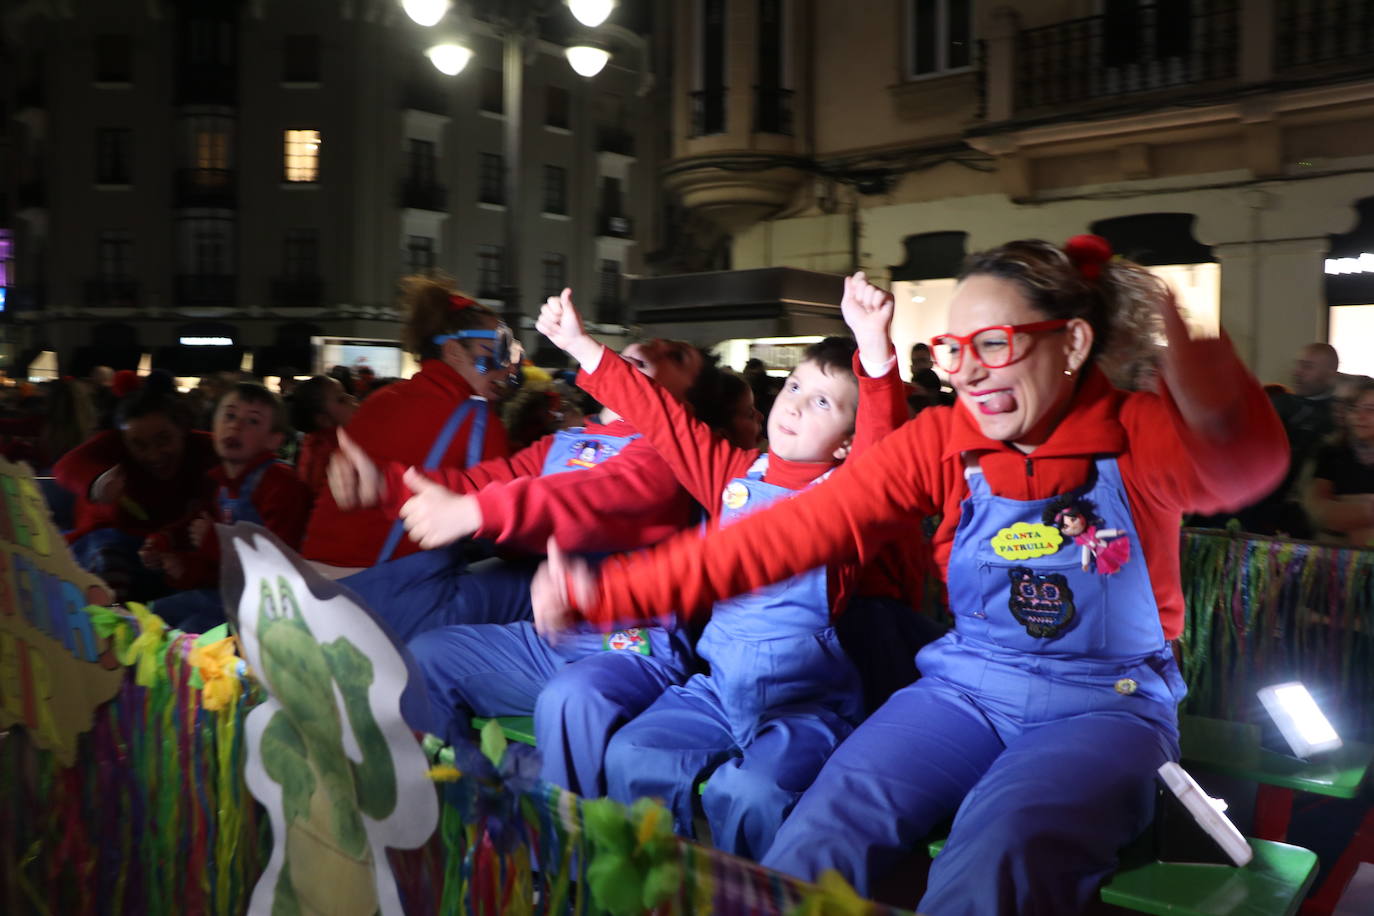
<box><xmin>603</xmin><ymin>628</ymin><xmax>652</xmax><ymax>656</ymax></box>
<box><xmin>722</xmin><ymin>481</ymin><xmax>749</xmax><ymax>510</ymax></box>
<box><xmin>1008</xmin><ymin>566</ymin><xmax>1076</xmax><ymax>638</ymax></box>
<box><xmin>1043</xmin><ymin>495</ymin><xmax>1130</xmax><ymax>575</ymax></box>
<box><xmin>567</xmin><ymin>439</ymin><xmax>607</xmax><ymax>469</ymax></box>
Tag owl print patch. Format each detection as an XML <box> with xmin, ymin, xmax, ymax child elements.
<box><xmin>1007</xmin><ymin>566</ymin><xmax>1077</xmax><ymax>638</ymax></box>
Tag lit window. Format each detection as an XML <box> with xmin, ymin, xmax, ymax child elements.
<box><xmin>284</xmin><ymin>129</ymin><xmax>321</xmax><ymax>182</ymax></box>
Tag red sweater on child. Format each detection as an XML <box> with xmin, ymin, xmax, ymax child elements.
<box><xmin>54</xmin><ymin>429</ymin><xmax>220</xmax><ymax>542</ymax></box>
<box><xmin>380</xmin><ymin>415</ymin><xmax>698</xmax><ymax>555</ymax></box>
<box><xmin>301</xmin><ymin>360</ymin><xmax>509</xmax><ymax>567</ymax></box>
<box><xmin>296</xmin><ymin>427</ymin><xmax>339</xmax><ymax>498</ymax></box>
<box><xmin>155</xmin><ymin>451</ymin><xmax>313</xmax><ymax>589</ymax></box>
<box><xmin>574</xmin><ymin>348</ymin><xmax>911</xmax><ymax>620</ymax></box>
<box><xmin>576</xmin><ymin>356</ymin><xmax>1287</xmax><ymax>639</ymax></box>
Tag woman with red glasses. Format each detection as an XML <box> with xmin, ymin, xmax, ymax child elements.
<box><xmin>532</xmin><ymin>237</ymin><xmax>1287</xmax><ymax>913</ymax></box>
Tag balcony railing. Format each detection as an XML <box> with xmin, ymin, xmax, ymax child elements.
<box><xmin>84</xmin><ymin>278</ymin><xmax>140</xmax><ymax>308</ymax></box>
<box><xmin>174</xmin><ymin>168</ymin><xmax>237</xmax><ymax>208</ymax></box>
<box><xmin>753</xmin><ymin>87</ymin><xmax>794</xmax><ymax>135</ymax></box>
<box><xmin>175</xmin><ymin>274</ymin><xmax>236</xmax><ymax>308</ymax></box>
<box><xmin>689</xmin><ymin>88</ymin><xmax>726</xmax><ymax>137</ymax></box>
<box><xmin>270</xmin><ymin>275</ymin><xmax>323</xmax><ymax>308</ymax></box>
<box><xmin>399</xmin><ymin>180</ymin><xmax>447</xmax><ymax>212</ymax></box>
<box><xmin>1014</xmin><ymin>4</ymin><xmax>1239</xmax><ymax>112</ymax></box>
<box><xmin>597</xmin><ymin>213</ymin><xmax>634</xmax><ymax>239</ymax></box>
<box><xmin>1277</xmin><ymin>0</ymin><xmax>1374</xmax><ymax>71</ymax></box>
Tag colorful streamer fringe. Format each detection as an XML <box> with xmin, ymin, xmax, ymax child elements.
<box><xmin>3</xmin><ymin>531</ymin><xmax>1370</xmax><ymax>914</ymax></box>
<box><xmin>1178</xmin><ymin>530</ymin><xmax>1374</xmax><ymax>740</ymax></box>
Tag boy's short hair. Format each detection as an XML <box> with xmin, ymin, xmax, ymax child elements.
<box><xmin>800</xmin><ymin>336</ymin><xmax>859</xmax><ymax>380</ymax></box>
<box><xmin>219</xmin><ymin>382</ymin><xmax>291</xmax><ymax>436</ymax></box>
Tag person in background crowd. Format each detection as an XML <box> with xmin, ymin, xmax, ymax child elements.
<box><xmin>300</xmin><ymin>276</ymin><xmax>512</xmax><ymax>571</ymax></box>
<box><xmin>532</xmin><ymin>237</ymin><xmax>1286</xmax><ymax>913</ymax></box>
<box><xmin>909</xmin><ymin>341</ymin><xmax>934</xmax><ymax>376</ymax></box>
<box><xmin>55</xmin><ymin>389</ymin><xmax>219</xmax><ymax>601</ymax></box>
<box><xmin>1304</xmin><ymin>378</ymin><xmax>1374</xmax><ymax>547</ymax></box>
<box><xmin>328</xmin><ymin>365</ymin><xmax>356</xmax><ymax>397</ymax></box>
<box><xmin>1200</xmin><ymin>341</ymin><xmax>1338</xmax><ymax>536</ymax></box>
<box><xmin>88</xmin><ymin>365</ymin><xmax>119</xmax><ymax>428</ymax></box>
<box><xmin>39</xmin><ymin>377</ymin><xmax>97</xmax><ymax>471</ymax></box>
<box><xmin>291</xmin><ymin>375</ymin><xmax>359</xmax><ymax>498</ymax></box>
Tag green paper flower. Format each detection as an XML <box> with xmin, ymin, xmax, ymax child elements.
<box><xmin>582</xmin><ymin>796</ymin><xmax>682</xmax><ymax>916</ymax></box>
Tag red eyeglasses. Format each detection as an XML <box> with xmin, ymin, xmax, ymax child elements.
<box><xmin>930</xmin><ymin>320</ymin><xmax>1070</xmax><ymax>373</ymax></box>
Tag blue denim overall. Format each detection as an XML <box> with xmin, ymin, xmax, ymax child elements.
<box><xmin>762</xmin><ymin>457</ymin><xmax>1186</xmax><ymax>915</ymax></box>
<box><xmin>604</xmin><ymin>457</ymin><xmax>863</xmax><ymax>859</ymax></box>
<box><xmin>399</xmin><ymin>427</ymin><xmax>693</xmax><ymax>797</ymax></box>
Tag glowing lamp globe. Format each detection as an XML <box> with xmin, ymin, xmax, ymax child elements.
<box><xmin>565</xmin><ymin>45</ymin><xmax>610</xmax><ymax>78</ymax></box>
<box><xmin>427</xmin><ymin>43</ymin><xmax>473</xmax><ymax>76</ymax></box>
<box><xmin>568</xmin><ymin>0</ymin><xmax>616</xmax><ymax>28</ymax></box>
<box><xmin>402</xmin><ymin>0</ymin><xmax>449</xmax><ymax>27</ymax></box>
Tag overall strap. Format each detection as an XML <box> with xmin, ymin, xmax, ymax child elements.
<box><xmin>376</xmin><ymin>399</ymin><xmax>483</xmax><ymax>565</ymax></box>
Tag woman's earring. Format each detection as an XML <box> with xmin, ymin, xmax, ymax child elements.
<box><xmin>1063</xmin><ymin>367</ymin><xmax>1075</xmax><ymax>377</ymax></box>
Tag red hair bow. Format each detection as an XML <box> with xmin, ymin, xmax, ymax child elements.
<box><xmin>1063</xmin><ymin>234</ymin><xmax>1113</xmax><ymax>281</ymax></box>
<box><xmin>449</xmin><ymin>294</ymin><xmax>477</xmax><ymax>310</ymax></box>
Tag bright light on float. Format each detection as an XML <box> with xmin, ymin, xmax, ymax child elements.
<box><xmin>402</xmin><ymin>0</ymin><xmax>449</xmax><ymax>27</ymax></box>
<box><xmin>568</xmin><ymin>0</ymin><xmax>616</xmax><ymax>28</ymax></box>
<box><xmin>1257</xmin><ymin>681</ymin><xmax>1342</xmax><ymax>759</ymax></box>
<box><xmin>426</xmin><ymin>42</ymin><xmax>473</xmax><ymax>76</ymax></box>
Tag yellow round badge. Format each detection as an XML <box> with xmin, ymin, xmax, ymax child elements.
<box><xmin>722</xmin><ymin>481</ymin><xmax>749</xmax><ymax>510</ymax></box>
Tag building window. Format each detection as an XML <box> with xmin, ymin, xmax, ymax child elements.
<box><xmin>598</xmin><ymin>258</ymin><xmax>621</xmax><ymax>302</ymax></box>
<box><xmin>479</xmin><ymin>68</ymin><xmax>503</xmax><ymax>113</ymax></box>
<box><xmin>0</xmin><ymin>230</ymin><xmax>12</xmax><ymax>289</ymax></box>
<box><xmin>178</xmin><ymin>217</ymin><xmax>234</xmax><ymax>275</ymax></box>
<box><xmin>543</xmin><ymin>165</ymin><xmax>567</xmax><ymax>215</ymax></box>
<box><xmin>98</xmin><ymin>230</ymin><xmax>133</xmax><ymax>278</ymax></box>
<box><xmin>546</xmin><ymin>85</ymin><xmax>570</xmax><ymax>128</ymax></box>
<box><xmin>95</xmin><ymin>128</ymin><xmax>133</xmax><ymax>185</ymax></box>
<box><xmin>191</xmin><ymin>118</ymin><xmax>231</xmax><ymax>169</ymax></box>
<box><xmin>284</xmin><ymin>228</ymin><xmax>319</xmax><ymax>277</ymax></box>
<box><xmin>283</xmin><ymin>34</ymin><xmax>320</xmax><ymax>83</ymax></box>
<box><xmin>477</xmin><ymin>244</ymin><xmax>504</xmax><ymax>297</ymax></box>
<box><xmin>693</xmin><ymin>0</ymin><xmax>727</xmax><ymax>136</ymax></box>
<box><xmin>542</xmin><ymin>252</ymin><xmax>567</xmax><ymax>298</ymax></box>
<box><xmin>95</xmin><ymin>34</ymin><xmax>132</xmax><ymax>83</ymax></box>
<box><xmin>479</xmin><ymin>152</ymin><xmax>504</xmax><ymax>205</ymax></box>
<box><xmin>408</xmin><ymin>139</ymin><xmax>437</xmax><ymax>186</ymax></box>
<box><xmin>284</xmin><ymin>129</ymin><xmax>321</xmax><ymax>182</ymax></box>
<box><xmin>755</xmin><ymin>0</ymin><xmax>793</xmax><ymax>134</ymax></box>
<box><xmin>406</xmin><ymin>235</ymin><xmax>436</xmax><ymax>275</ymax></box>
<box><xmin>908</xmin><ymin>0</ymin><xmax>972</xmax><ymax>78</ymax></box>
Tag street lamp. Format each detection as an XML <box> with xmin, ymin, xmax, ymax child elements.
<box><xmin>399</xmin><ymin>0</ymin><xmax>630</xmax><ymax>340</ymax></box>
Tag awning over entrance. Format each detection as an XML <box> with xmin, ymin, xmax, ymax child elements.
<box><xmin>626</xmin><ymin>267</ymin><xmax>846</xmax><ymax>346</ymax></box>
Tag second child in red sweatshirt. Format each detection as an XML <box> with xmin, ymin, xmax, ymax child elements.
<box><xmin>144</xmin><ymin>383</ymin><xmax>312</xmax><ymax>633</ymax></box>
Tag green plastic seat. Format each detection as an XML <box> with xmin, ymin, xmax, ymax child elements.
<box><xmin>471</xmin><ymin>715</ymin><xmax>537</xmax><ymax>746</ymax></box>
<box><xmin>926</xmin><ymin>833</ymin><xmax>1318</xmax><ymax>916</ymax></box>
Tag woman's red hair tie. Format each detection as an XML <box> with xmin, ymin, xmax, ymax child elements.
<box><xmin>449</xmin><ymin>294</ymin><xmax>477</xmax><ymax>310</ymax></box>
<box><xmin>1064</xmin><ymin>234</ymin><xmax>1113</xmax><ymax>281</ymax></box>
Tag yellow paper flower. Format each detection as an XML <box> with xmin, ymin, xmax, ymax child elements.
<box><xmin>188</xmin><ymin>636</ymin><xmax>243</xmax><ymax>711</ymax></box>
<box><xmin>120</xmin><ymin>602</ymin><xmax>168</xmax><ymax>688</ymax></box>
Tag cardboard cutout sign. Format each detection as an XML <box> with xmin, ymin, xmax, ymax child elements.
<box><xmin>220</xmin><ymin>523</ymin><xmax>438</xmax><ymax>916</ymax></box>
<box><xmin>0</xmin><ymin>458</ymin><xmax>121</xmax><ymax>766</ymax></box>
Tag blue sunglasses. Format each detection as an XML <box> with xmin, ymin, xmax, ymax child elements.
<box><xmin>433</xmin><ymin>327</ymin><xmax>524</xmax><ymax>377</ymax></box>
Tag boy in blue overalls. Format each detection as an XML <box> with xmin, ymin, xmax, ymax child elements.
<box><xmin>143</xmin><ymin>383</ymin><xmax>312</xmax><ymax>632</ymax></box>
<box><xmin>534</xmin><ymin>277</ymin><xmax>911</xmax><ymax>858</ymax></box>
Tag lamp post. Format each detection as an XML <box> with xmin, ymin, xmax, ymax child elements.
<box><xmin>400</xmin><ymin>0</ymin><xmax>624</xmax><ymax>342</ymax></box>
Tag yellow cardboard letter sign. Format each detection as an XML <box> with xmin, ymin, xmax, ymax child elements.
<box><xmin>990</xmin><ymin>523</ymin><xmax>1061</xmax><ymax>560</ymax></box>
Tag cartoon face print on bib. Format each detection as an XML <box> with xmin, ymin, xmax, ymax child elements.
<box><xmin>1043</xmin><ymin>494</ymin><xmax>1131</xmax><ymax>575</ymax></box>
<box><xmin>566</xmin><ymin>438</ymin><xmax>616</xmax><ymax>469</ymax></box>
<box><xmin>1008</xmin><ymin>566</ymin><xmax>1077</xmax><ymax>638</ymax></box>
